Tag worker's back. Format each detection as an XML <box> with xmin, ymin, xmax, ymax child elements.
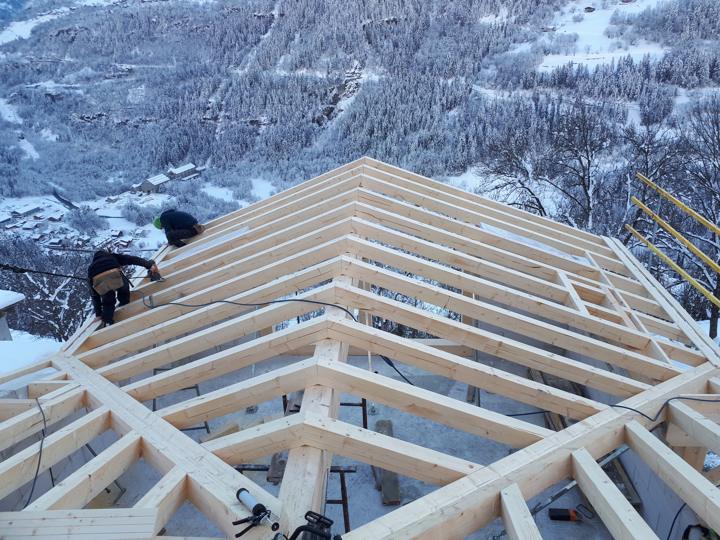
<box><xmin>160</xmin><ymin>209</ymin><xmax>197</xmax><ymax>231</ymax></box>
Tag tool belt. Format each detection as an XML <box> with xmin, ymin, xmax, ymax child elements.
<box><xmin>193</xmin><ymin>223</ymin><xmax>206</xmax><ymax>234</ymax></box>
<box><xmin>92</xmin><ymin>268</ymin><xmax>125</xmax><ymax>295</ymax></box>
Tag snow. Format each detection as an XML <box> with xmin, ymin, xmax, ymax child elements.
<box><xmin>0</xmin><ymin>9</ymin><xmax>68</xmax><ymax>46</ymax></box>
<box><xmin>18</xmin><ymin>137</ymin><xmax>38</xmax><ymax>159</ymax></box>
<box><xmin>0</xmin><ymin>330</ymin><xmax>61</xmax><ymax>376</ymax></box>
<box><xmin>480</xmin><ymin>221</ymin><xmax>589</xmax><ymax>263</ymax></box>
<box><xmin>441</xmin><ymin>168</ymin><xmax>486</xmax><ymax>192</ymax></box>
<box><xmin>202</xmin><ymin>184</ymin><xmax>235</xmax><ymax>201</ymax></box>
<box><xmin>40</xmin><ymin>127</ymin><xmax>58</xmax><ymax>141</ymax></box>
<box><xmin>537</xmin><ymin>0</ymin><xmax>667</xmax><ymax>72</ymax></box>
<box><xmin>252</xmin><ymin>178</ymin><xmax>275</xmax><ymax>199</ymax></box>
<box><xmin>0</xmin><ymin>97</ymin><xmax>21</xmax><ymax>123</ymax></box>
<box><xmin>0</xmin><ymin>289</ymin><xmax>24</xmax><ymax>310</ymax></box>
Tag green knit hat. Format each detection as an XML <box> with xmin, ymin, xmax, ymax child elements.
<box><xmin>152</xmin><ymin>217</ymin><xmax>162</xmax><ymax>230</ymax></box>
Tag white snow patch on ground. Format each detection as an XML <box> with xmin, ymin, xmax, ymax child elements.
<box><xmin>252</xmin><ymin>178</ymin><xmax>275</xmax><ymax>199</ymax></box>
<box><xmin>0</xmin><ymin>290</ymin><xmax>24</xmax><ymax>310</ymax></box>
<box><xmin>0</xmin><ymin>330</ymin><xmax>61</xmax><ymax>376</ymax></box>
<box><xmin>40</xmin><ymin>127</ymin><xmax>58</xmax><ymax>141</ymax></box>
<box><xmin>18</xmin><ymin>138</ymin><xmax>39</xmax><ymax>159</ymax></box>
<box><xmin>202</xmin><ymin>184</ymin><xmax>235</xmax><ymax>201</ymax></box>
<box><xmin>0</xmin><ymin>9</ymin><xmax>68</xmax><ymax>45</ymax></box>
<box><xmin>538</xmin><ymin>0</ymin><xmax>667</xmax><ymax>72</ymax></box>
<box><xmin>695</xmin><ymin>320</ymin><xmax>720</xmax><ymax>344</ymax></box>
<box><xmin>0</xmin><ymin>97</ymin><xmax>21</xmax><ymax>123</ymax></box>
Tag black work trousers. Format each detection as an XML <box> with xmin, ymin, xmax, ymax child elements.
<box><xmin>100</xmin><ymin>280</ymin><xmax>130</xmax><ymax>325</ymax></box>
<box><xmin>166</xmin><ymin>228</ymin><xmax>198</xmax><ymax>245</ymax></box>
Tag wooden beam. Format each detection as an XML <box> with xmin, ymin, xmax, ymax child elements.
<box><xmin>0</xmin><ymin>384</ymin><xmax>84</xmax><ymax>453</ymax></box>
<box><xmin>326</xmin><ymin>318</ymin><xmax>605</xmax><ymax>419</ymax></box>
<box><xmin>0</xmin><ymin>407</ymin><xmax>111</xmax><ymax>501</ymax></box>
<box><xmin>96</xmin><ymin>285</ymin><xmax>335</xmax><ymax>381</ymax></box>
<box><xmin>669</xmin><ymin>401</ymin><xmax>720</xmax><ymax>455</ymax></box>
<box><xmin>26</xmin><ymin>380</ymin><xmax>70</xmax><ymax>399</ymax></box>
<box><xmin>301</xmin><ymin>414</ymin><xmax>479</xmax><ymax>485</ymax></box>
<box><xmin>123</xmin><ymin>317</ymin><xmax>329</xmax><ymax>401</ymax></box>
<box><xmin>341</xmin><ymin>362</ymin><xmax>716</xmax><ymax>539</ymax></box>
<box><xmin>52</xmin><ymin>355</ymin><xmax>279</xmax><ymax>539</ymax></box>
<box><xmin>158</xmin><ymin>359</ymin><xmax>318</xmax><ymax>428</ymax></box>
<box><xmin>571</xmin><ymin>447</ymin><xmax>657</xmax><ymax>540</ymax></box>
<box><xmin>203</xmin><ymin>414</ymin><xmax>305</xmax><ymax>464</ymax></box>
<box><xmin>625</xmin><ymin>420</ymin><xmax>720</xmax><ymax>532</ymax></box>
<box><xmin>316</xmin><ymin>358</ymin><xmax>553</xmax><ymax>447</ymax></box>
<box><xmin>344</xmin><ymin>256</ymin><xmax>677</xmax><ymax>381</ymax></box>
<box><xmin>333</xmin><ymin>284</ymin><xmax>650</xmax><ymax>397</ymax></box>
<box><xmin>0</xmin><ymin>398</ymin><xmax>35</xmax><ymax>421</ymax></box>
<box><xmin>80</xmin><ymin>254</ymin><xmax>341</xmax><ymax>364</ymax></box>
<box><xmin>500</xmin><ymin>483</ymin><xmax>542</xmax><ymax>540</ymax></box>
<box><xmin>0</xmin><ymin>508</ymin><xmax>157</xmax><ymax>539</ymax></box>
<box><xmin>134</xmin><ymin>467</ymin><xmax>187</xmax><ymax>535</ymax></box>
<box><xmin>348</xmin><ymin>235</ymin><xmax>651</xmax><ymax>351</ymax></box>
<box><xmin>279</xmin><ymin>337</ymin><xmax>348</xmax><ymax>534</ymax></box>
<box><xmin>26</xmin><ymin>431</ymin><xmax>142</xmax><ymax>510</ymax></box>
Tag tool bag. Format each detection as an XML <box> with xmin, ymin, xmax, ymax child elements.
<box><xmin>92</xmin><ymin>268</ymin><xmax>125</xmax><ymax>295</ymax></box>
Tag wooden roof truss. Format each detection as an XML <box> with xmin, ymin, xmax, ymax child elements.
<box><xmin>2</xmin><ymin>157</ymin><xmax>720</xmax><ymax>539</ymax></box>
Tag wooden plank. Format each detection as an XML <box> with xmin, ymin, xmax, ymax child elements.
<box><xmin>344</xmin><ymin>256</ymin><xmax>677</xmax><ymax>381</ymax></box>
<box><xmin>625</xmin><ymin>420</ymin><xmax>720</xmax><ymax>532</ymax></box>
<box><xmin>316</xmin><ymin>358</ymin><xmax>553</xmax><ymax>447</ymax></box>
<box><xmin>327</xmin><ymin>318</ymin><xmax>604</xmax><ymax>419</ymax></box>
<box><xmin>351</xmin><ymin>217</ymin><xmax>569</xmax><ymax>304</ymax></box>
<box><xmin>26</xmin><ymin>431</ymin><xmax>142</xmax><ymax>510</ymax></box>
<box><xmin>159</xmin><ymin>359</ymin><xmax>317</xmax><ymax>429</ymax></box>
<box><xmin>361</xmin><ymin>157</ymin><xmax>605</xmax><ymax>246</ymax></box>
<box><xmin>52</xmin><ymin>355</ymin><xmax>278</xmax><ymax>539</ymax></box>
<box><xmin>500</xmin><ymin>483</ymin><xmax>542</xmax><ymax>540</ymax></box>
<box><xmin>0</xmin><ymin>407</ymin><xmax>111</xmax><ymax>501</ymax></box>
<box><xmin>134</xmin><ymin>467</ymin><xmax>187</xmax><ymax>534</ymax></box>
<box><xmin>609</xmin><ymin>237</ymin><xmax>720</xmax><ymax>363</ymax></box>
<box><xmin>0</xmin><ymin>508</ymin><xmax>157</xmax><ymax>539</ymax></box>
<box><xmin>571</xmin><ymin>447</ymin><xmax>657</xmax><ymax>540</ymax></box>
<box><xmin>333</xmin><ymin>284</ymin><xmax>650</xmax><ymax>397</ymax></box>
<box><xmin>279</xmin><ymin>337</ymin><xmax>348</xmax><ymax>533</ymax></box>
<box><xmin>0</xmin><ymin>383</ymin><xmax>84</xmax><ymax>453</ymax></box>
<box><xmin>669</xmin><ymin>401</ymin><xmax>720</xmax><ymax>455</ymax></box>
<box><xmin>203</xmin><ymin>414</ymin><xmax>305</xmax><ymax>463</ymax></box>
<box><xmin>0</xmin><ymin>398</ymin><xmax>35</xmax><ymax>421</ymax></box>
<box><xmin>123</xmin><ymin>317</ymin><xmax>329</xmax><ymax>401</ymax></box>
<box><xmin>349</xmin><ymin>235</ymin><xmax>650</xmax><ymax>350</ymax></box>
<box><xmin>26</xmin><ymin>380</ymin><xmax>70</xmax><ymax>399</ymax></box>
<box><xmin>373</xmin><ymin>420</ymin><xmax>401</xmax><ymax>505</ymax></box>
<box><xmin>341</xmin><ymin>362</ymin><xmax>715</xmax><ymax>540</ymax></box>
<box><xmin>96</xmin><ymin>285</ymin><xmax>335</xmax><ymax>381</ymax></box>
<box><xmin>0</xmin><ymin>360</ymin><xmax>53</xmax><ymax>386</ymax></box>
<box><xmin>301</xmin><ymin>414</ymin><xmax>480</xmax><ymax>485</ymax></box>
<box><xmin>80</xmin><ymin>254</ymin><xmax>341</xmax><ymax>364</ymax></box>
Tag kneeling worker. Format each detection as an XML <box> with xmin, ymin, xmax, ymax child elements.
<box><xmin>153</xmin><ymin>209</ymin><xmax>205</xmax><ymax>248</ymax></box>
<box><xmin>89</xmin><ymin>250</ymin><xmax>158</xmax><ymax>326</ymax></box>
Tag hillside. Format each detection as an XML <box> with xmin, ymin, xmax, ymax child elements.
<box><xmin>3</xmin><ymin>0</ymin><xmax>720</xmax><ymax>338</ymax></box>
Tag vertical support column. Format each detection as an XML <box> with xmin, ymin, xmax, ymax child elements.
<box><xmin>278</xmin><ymin>277</ymin><xmax>351</xmax><ymax>534</ymax></box>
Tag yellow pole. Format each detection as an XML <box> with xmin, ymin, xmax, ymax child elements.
<box><xmin>625</xmin><ymin>224</ymin><xmax>720</xmax><ymax>309</ymax></box>
<box><xmin>631</xmin><ymin>196</ymin><xmax>720</xmax><ymax>275</ymax></box>
<box><xmin>636</xmin><ymin>173</ymin><xmax>720</xmax><ymax>237</ymax></box>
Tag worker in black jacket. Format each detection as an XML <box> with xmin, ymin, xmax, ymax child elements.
<box><xmin>153</xmin><ymin>209</ymin><xmax>205</xmax><ymax>247</ymax></box>
<box><xmin>88</xmin><ymin>250</ymin><xmax>157</xmax><ymax>326</ymax></box>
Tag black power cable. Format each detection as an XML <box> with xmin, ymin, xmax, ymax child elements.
<box><xmin>141</xmin><ymin>295</ymin><xmax>416</xmax><ymax>386</ymax></box>
<box><xmin>22</xmin><ymin>398</ymin><xmax>48</xmax><ymax>509</ymax></box>
<box><xmin>0</xmin><ymin>262</ymin><xmax>85</xmax><ymax>281</ymax></box>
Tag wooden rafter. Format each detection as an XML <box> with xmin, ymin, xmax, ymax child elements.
<box><xmin>1</xmin><ymin>157</ymin><xmax>719</xmax><ymax>539</ymax></box>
